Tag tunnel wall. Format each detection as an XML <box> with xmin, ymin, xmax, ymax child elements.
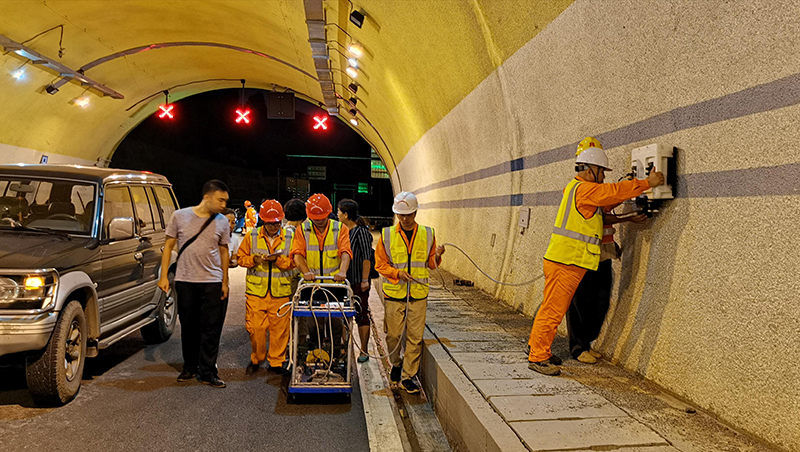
<box><xmin>0</xmin><ymin>143</ymin><xmax>94</xmax><ymax>166</ymax></box>
<box><xmin>397</xmin><ymin>1</ymin><xmax>800</xmax><ymax>450</ymax></box>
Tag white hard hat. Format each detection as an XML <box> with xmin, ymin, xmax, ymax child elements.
<box><xmin>575</xmin><ymin>147</ymin><xmax>612</xmax><ymax>171</ymax></box>
<box><xmin>392</xmin><ymin>191</ymin><xmax>419</xmax><ymax>214</ymax></box>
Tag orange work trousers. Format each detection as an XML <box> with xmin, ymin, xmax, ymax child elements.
<box><xmin>528</xmin><ymin>259</ymin><xmax>587</xmax><ymax>362</ymax></box>
<box><xmin>245</xmin><ymin>293</ymin><xmax>290</xmax><ymax>367</ymax></box>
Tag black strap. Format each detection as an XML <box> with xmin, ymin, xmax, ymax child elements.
<box><xmin>176</xmin><ymin>213</ymin><xmax>218</xmax><ymax>261</ymax></box>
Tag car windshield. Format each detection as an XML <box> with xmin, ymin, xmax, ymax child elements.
<box><xmin>0</xmin><ymin>177</ymin><xmax>97</xmax><ymax>235</ymax></box>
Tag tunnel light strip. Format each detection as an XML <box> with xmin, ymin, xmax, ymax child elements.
<box><xmin>0</xmin><ymin>34</ymin><xmax>124</xmax><ymax>99</ymax></box>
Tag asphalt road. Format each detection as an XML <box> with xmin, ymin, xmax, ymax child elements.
<box><xmin>0</xmin><ymin>266</ymin><xmax>370</xmax><ymax>452</ymax></box>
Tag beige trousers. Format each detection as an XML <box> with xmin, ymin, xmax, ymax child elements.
<box><xmin>384</xmin><ymin>298</ymin><xmax>428</xmax><ymax>380</ymax></box>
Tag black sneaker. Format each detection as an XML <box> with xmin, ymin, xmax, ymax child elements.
<box><xmin>198</xmin><ymin>376</ymin><xmax>227</xmax><ymax>388</ymax></box>
<box><xmin>548</xmin><ymin>355</ymin><xmax>563</xmax><ymax>365</ymax></box>
<box><xmin>245</xmin><ymin>363</ymin><xmax>260</xmax><ymax>375</ymax></box>
<box><xmin>267</xmin><ymin>365</ymin><xmax>288</xmax><ymax>376</ymax></box>
<box><xmin>177</xmin><ymin>370</ymin><xmax>196</xmax><ymax>382</ymax></box>
<box><xmin>390</xmin><ymin>366</ymin><xmax>402</xmax><ymax>384</ymax></box>
<box><xmin>401</xmin><ymin>379</ymin><xmax>420</xmax><ymax>394</ymax></box>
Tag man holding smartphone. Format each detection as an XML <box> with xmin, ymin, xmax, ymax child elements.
<box><xmin>237</xmin><ymin>200</ymin><xmax>296</xmax><ymax>375</ymax></box>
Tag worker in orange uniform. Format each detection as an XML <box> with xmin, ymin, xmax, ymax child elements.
<box><xmin>375</xmin><ymin>191</ymin><xmax>444</xmax><ymax>394</ymax></box>
<box><xmin>237</xmin><ymin>200</ymin><xmax>296</xmax><ymax>376</ymax></box>
<box><xmin>290</xmin><ymin>194</ymin><xmax>352</xmax><ymax>359</ymax></box>
<box><xmin>528</xmin><ymin>137</ymin><xmax>665</xmax><ymax>376</ymax></box>
<box><xmin>243</xmin><ymin>200</ymin><xmax>257</xmax><ymax>233</ymax></box>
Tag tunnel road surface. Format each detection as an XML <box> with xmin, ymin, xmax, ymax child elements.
<box><xmin>0</xmin><ymin>266</ymin><xmax>370</xmax><ymax>452</ymax></box>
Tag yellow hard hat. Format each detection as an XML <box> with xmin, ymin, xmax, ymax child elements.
<box><xmin>576</xmin><ymin>136</ymin><xmax>603</xmax><ymax>156</ymax></box>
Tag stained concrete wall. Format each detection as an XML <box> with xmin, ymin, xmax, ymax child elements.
<box><xmin>0</xmin><ymin>143</ymin><xmax>95</xmax><ymax>166</ymax></box>
<box><xmin>397</xmin><ymin>1</ymin><xmax>800</xmax><ymax>450</ymax></box>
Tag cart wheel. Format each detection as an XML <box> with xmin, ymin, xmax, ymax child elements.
<box><xmin>287</xmin><ymin>393</ymin><xmax>296</xmax><ymax>404</ymax></box>
<box><xmin>342</xmin><ymin>393</ymin><xmax>352</xmax><ymax>404</ymax></box>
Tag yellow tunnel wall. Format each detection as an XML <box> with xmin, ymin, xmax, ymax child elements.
<box><xmin>398</xmin><ymin>1</ymin><xmax>800</xmax><ymax>450</ymax></box>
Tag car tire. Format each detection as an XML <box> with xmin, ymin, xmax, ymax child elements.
<box><xmin>141</xmin><ymin>271</ymin><xmax>177</xmax><ymax>344</ymax></box>
<box><xmin>25</xmin><ymin>300</ymin><xmax>87</xmax><ymax>406</ymax></box>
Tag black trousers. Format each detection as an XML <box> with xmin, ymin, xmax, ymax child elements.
<box><xmin>176</xmin><ymin>282</ymin><xmax>228</xmax><ymax>378</ymax></box>
<box><xmin>566</xmin><ymin>259</ymin><xmax>613</xmax><ymax>358</ymax></box>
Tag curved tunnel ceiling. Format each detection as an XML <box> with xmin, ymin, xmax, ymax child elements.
<box><xmin>0</xmin><ymin>0</ymin><xmax>573</xmax><ymax>174</ymax></box>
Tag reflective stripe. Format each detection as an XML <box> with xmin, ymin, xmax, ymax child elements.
<box><xmin>390</xmin><ymin>261</ymin><xmax>428</xmax><ymax>269</ymax></box>
<box><xmin>552</xmin><ymin>227</ymin><xmax>602</xmax><ymax>245</ymax></box>
<box><xmin>425</xmin><ymin>226</ymin><xmax>433</xmax><ymax>258</ymax></box>
<box><xmin>383</xmin><ymin>228</ymin><xmax>392</xmax><ymax>264</ymax></box>
<box><xmin>320</xmin><ymin>244</ymin><xmax>338</xmax><ymax>252</ymax></box>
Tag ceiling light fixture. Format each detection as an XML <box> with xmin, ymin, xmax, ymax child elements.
<box><xmin>348</xmin><ymin>43</ymin><xmax>363</xmax><ymax>58</ymax></box>
<box><xmin>345</xmin><ymin>66</ymin><xmax>358</xmax><ymax>78</ymax></box>
<box><xmin>347</xmin><ymin>58</ymin><xmax>358</xmax><ymax>68</ymax></box>
<box><xmin>349</xmin><ymin>9</ymin><xmax>366</xmax><ymax>28</ymax></box>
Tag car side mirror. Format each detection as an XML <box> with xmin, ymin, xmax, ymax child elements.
<box><xmin>108</xmin><ymin>217</ymin><xmax>135</xmax><ymax>241</ymax></box>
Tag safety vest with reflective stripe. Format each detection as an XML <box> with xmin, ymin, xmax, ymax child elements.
<box><xmin>302</xmin><ymin>219</ymin><xmax>342</xmax><ymax>277</ymax></box>
<box><xmin>382</xmin><ymin>225</ymin><xmax>434</xmax><ymax>300</ymax></box>
<box><xmin>544</xmin><ymin>178</ymin><xmax>604</xmax><ymax>271</ymax></box>
<box><xmin>245</xmin><ymin>226</ymin><xmax>295</xmax><ymax>298</ymax></box>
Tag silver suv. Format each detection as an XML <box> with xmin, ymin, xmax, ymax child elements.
<box><xmin>0</xmin><ymin>165</ymin><xmax>179</xmax><ymax>405</ymax></box>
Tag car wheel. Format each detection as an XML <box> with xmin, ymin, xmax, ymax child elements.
<box><xmin>141</xmin><ymin>271</ymin><xmax>177</xmax><ymax>344</ymax></box>
<box><xmin>25</xmin><ymin>300</ymin><xmax>87</xmax><ymax>406</ymax></box>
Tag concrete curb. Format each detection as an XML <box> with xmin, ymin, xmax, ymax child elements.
<box><xmin>420</xmin><ymin>329</ymin><xmax>528</xmax><ymax>452</ymax></box>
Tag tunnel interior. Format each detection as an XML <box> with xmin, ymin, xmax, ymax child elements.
<box><xmin>1</xmin><ymin>1</ymin><xmax>799</xmax><ymax>450</ymax></box>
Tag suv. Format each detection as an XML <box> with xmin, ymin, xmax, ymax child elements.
<box><xmin>0</xmin><ymin>165</ymin><xmax>179</xmax><ymax>405</ymax></box>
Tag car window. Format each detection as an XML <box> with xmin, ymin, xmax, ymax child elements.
<box><xmin>34</xmin><ymin>181</ymin><xmax>52</xmax><ymax>205</ymax></box>
<box><xmin>103</xmin><ymin>186</ymin><xmax>134</xmax><ymax>239</ymax></box>
<box><xmin>153</xmin><ymin>187</ymin><xmax>177</xmax><ymax>227</ymax></box>
<box><xmin>130</xmin><ymin>186</ymin><xmax>155</xmax><ymax>234</ymax></box>
<box><xmin>144</xmin><ymin>187</ymin><xmax>163</xmax><ymax>230</ymax></box>
<box><xmin>71</xmin><ymin>185</ymin><xmax>94</xmax><ymax>216</ymax></box>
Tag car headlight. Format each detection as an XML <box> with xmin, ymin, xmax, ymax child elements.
<box><xmin>0</xmin><ymin>271</ymin><xmax>58</xmax><ymax>311</ymax></box>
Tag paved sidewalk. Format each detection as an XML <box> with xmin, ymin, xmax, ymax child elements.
<box><xmin>422</xmin><ymin>276</ymin><xmax>779</xmax><ymax>452</ymax></box>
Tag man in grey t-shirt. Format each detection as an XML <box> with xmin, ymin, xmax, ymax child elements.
<box><xmin>158</xmin><ymin>180</ymin><xmax>231</xmax><ymax>388</ymax></box>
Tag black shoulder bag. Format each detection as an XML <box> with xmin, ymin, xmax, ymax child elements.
<box><xmin>176</xmin><ymin>213</ymin><xmax>218</xmax><ymax>261</ymax></box>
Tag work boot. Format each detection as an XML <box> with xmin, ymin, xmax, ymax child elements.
<box><xmin>548</xmin><ymin>355</ymin><xmax>563</xmax><ymax>365</ymax></box>
<box><xmin>245</xmin><ymin>363</ymin><xmax>260</xmax><ymax>375</ymax></box>
<box><xmin>401</xmin><ymin>379</ymin><xmax>420</xmax><ymax>394</ymax></box>
<box><xmin>390</xmin><ymin>365</ymin><xmax>402</xmax><ymax>384</ymax></box>
<box><xmin>198</xmin><ymin>375</ymin><xmax>227</xmax><ymax>388</ymax></box>
<box><xmin>588</xmin><ymin>349</ymin><xmax>602</xmax><ymax>359</ymax></box>
<box><xmin>576</xmin><ymin>351</ymin><xmax>597</xmax><ymax>364</ymax></box>
<box><xmin>528</xmin><ymin>360</ymin><xmax>561</xmax><ymax>376</ymax></box>
<box><xmin>177</xmin><ymin>370</ymin><xmax>196</xmax><ymax>382</ymax></box>
<box><xmin>268</xmin><ymin>365</ymin><xmax>288</xmax><ymax>376</ymax></box>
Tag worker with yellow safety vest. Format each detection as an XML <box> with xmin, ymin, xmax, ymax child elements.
<box><xmin>527</xmin><ymin>137</ymin><xmax>665</xmax><ymax>376</ymax></box>
<box><xmin>243</xmin><ymin>200</ymin><xmax>257</xmax><ymax>233</ymax></box>
<box><xmin>290</xmin><ymin>194</ymin><xmax>353</xmax><ymax>359</ymax></box>
<box><xmin>237</xmin><ymin>200</ymin><xmax>296</xmax><ymax>376</ymax></box>
<box><xmin>375</xmin><ymin>191</ymin><xmax>445</xmax><ymax>394</ymax></box>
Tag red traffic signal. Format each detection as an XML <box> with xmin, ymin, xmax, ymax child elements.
<box><xmin>313</xmin><ymin>115</ymin><xmax>328</xmax><ymax>130</ymax></box>
<box><xmin>157</xmin><ymin>104</ymin><xmax>174</xmax><ymax>119</ymax></box>
<box><xmin>236</xmin><ymin>108</ymin><xmax>251</xmax><ymax>124</ymax></box>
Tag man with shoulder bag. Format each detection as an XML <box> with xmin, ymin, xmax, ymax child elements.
<box><xmin>158</xmin><ymin>180</ymin><xmax>232</xmax><ymax>388</ymax></box>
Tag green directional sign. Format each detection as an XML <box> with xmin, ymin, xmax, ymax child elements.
<box><xmin>358</xmin><ymin>182</ymin><xmax>369</xmax><ymax>194</ymax></box>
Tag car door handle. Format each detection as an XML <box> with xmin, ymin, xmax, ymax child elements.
<box><xmin>134</xmin><ymin>252</ymin><xmax>144</xmax><ymax>261</ymax></box>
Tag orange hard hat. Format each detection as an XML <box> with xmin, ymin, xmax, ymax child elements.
<box><xmin>259</xmin><ymin>200</ymin><xmax>284</xmax><ymax>223</ymax></box>
<box><xmin>306</xmin><ymin>194</ymin><xmax>332</xmax><ymax>220</ymax></box>
<box><xmin>244</xmin><ymin>200</ymin><xmax>252</xmax><ymax>207</ymax></box>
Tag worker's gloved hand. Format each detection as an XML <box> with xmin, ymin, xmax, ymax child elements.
<box><xmin>647</xmin><ymin>171</ymin><xmax>665</xmax><ymax>188</ymax></box>
<box><xmin>253</xmin><ymin>254</ymin><xmax>265</xmax><ymax>265</ymax></box>
<box><xmin>397</xmin><ymin>271</ymin><xmax>414</xmax><ymax>282</ymax></box>
<box><xmin>265</xmin><ymin>254</ymin><xmax>278</xmax><ymax>262</ymax></box>
<box><xmin>435</xmin><ymin>245</ymin><xmax>445</xmax><ymax>258</ymax></box>
<box><xmin>360</xmin><ymin>280</ymin><xmax>369</xmax><ymax>291</ymax></box>
<box><xmin>334</xmin><ymin>272</ymin><xmax>347</xmax><ymax>282</ymax></box>
<box><xmin>303</xmin><ymin>272</ymin><xmax>316</xmax><ymax>281</ymax></box>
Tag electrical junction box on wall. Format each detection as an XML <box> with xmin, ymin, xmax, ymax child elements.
<box><xmin>518</xmin><ymin>206</ymin><xmax>530</xmax><ymax>228</ymax></box>
<box><xmin>631</xmin><ymin>143</ymin><xmax>674</xmax><ymax>200</ymax></box>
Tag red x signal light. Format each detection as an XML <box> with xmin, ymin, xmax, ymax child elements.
<box><xmin>236</xmin><ymin>108</ymin><xmax>251</xmax><ymax>124</ymax></box>
<box><xmin>158</xmin><ymin>104</ymin><xmax>174</xmax><ymax>119</ymax></box>
<box><xmin>313</xmin><ymin>115</ymin><xmax>328</xmax><ymax>130</ymax></box>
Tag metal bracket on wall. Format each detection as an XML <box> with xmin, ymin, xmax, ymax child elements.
<box><xmin>0</xmin><ymin>34</ymin><xmax>124</xmax><ymax>99</ymax></box>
